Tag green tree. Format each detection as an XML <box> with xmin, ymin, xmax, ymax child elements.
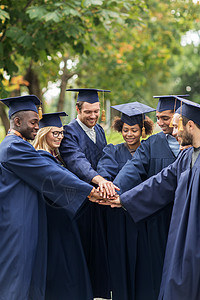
<box><xmin>0</xmin><ymin>0</ymin><xmax>140</xmax><ymax>132</ymax></box>
<box><xmin>75</xmin><ymin>0</ymin><xmax>200</xmax><ymax>107</ymax></box>
<box><xmin>1</xmin><ymin>0</ymin><xmax>200</xmax><ymax>137</ymax></box>
<box><xmin>170</xmin><ymin>38</ymin><xmax>200</xmax><ymax>103</ymax></box>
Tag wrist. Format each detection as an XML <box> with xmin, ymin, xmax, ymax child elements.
<box><xmin>92</xmin><ymin>175</ymin><xmax>104</xmax><ymax>185</ymax></box>
<box><xmin>120</xmin><ymin>197</ymin><xmax>127</xmax><ymax>211</ymax></box>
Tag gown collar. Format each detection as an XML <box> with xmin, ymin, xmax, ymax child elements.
<box><xmin>7</xmin><ymin>129</ymin><xmax>27</xmax><ymax>141</ymax></box>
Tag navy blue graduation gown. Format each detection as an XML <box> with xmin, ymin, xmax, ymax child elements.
<box><xmin>60</xmin><ymin>119</ymin><xmax>110</xmax><ymax>298</ymax></box>
<box><xmin>0</xmin><ymin>135</ymin><xmax>93</xmax><ymax>300</ymax></box>
<box><xmin>97</xmin><ymin>143</ymin><xmax>132</xmax><ymax>181</ymax></box>
<box><xmin>114</xmin><ymin>132</ymin><xmax>177</xmax><ymax>193</ymax></box>
<box><xmin>60</xmin><ymin>119</ymin><xmax>107</xmax><ymax>183</ymax></box>
<box><xmin>37</xmin><ymin>150</ymin><xmax>93</xmax><ymax>300</ymax></box>
<box><xmin>112</xmin><ymin>132</ymin><xmax>178</xmax><ymax>299</ymax></box>
<box><xmin>97</xmin><ymin>143</ymin><xmax>139</xmax><ymax>300</ymax></box>
<box><xmin>120</xmin><ymin>148</ymin><xmax>198</xmax><ymax>300</ymax></box>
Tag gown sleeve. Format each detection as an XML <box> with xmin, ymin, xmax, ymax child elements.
<box><xmin>60</xmin><ymin>126</ymin><xmax>98</xmax><ymax>183</ymax></box>
<box><xmin>120</xmin><ymin>160</ymin><xmax>179</xmax><ymax>223</ymax></box>
<box><xmin>3</xmin><ymin>140</ymin><xmax>93</xmax><ymax>217</ymax></box>
<box><xmin>113</xmin><ymin>139</ymin><xmax>151</xmax><ymax>194</ymax></box>
<box><xmin>97</xmin><ymin>144</ymin><xmax>119</xmax><ymax>181</ymax></box>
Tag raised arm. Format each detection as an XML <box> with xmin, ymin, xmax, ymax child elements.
<box><xmin>120</xmin><ymin>161</ymin><xmax>178</xmax><ymax>222</ymax></box>
<box><xmin>4</xmin><ymin>140</ymin><xmax>94</xmax><ymax>217</ymax></box>
<box><xmin>97</xmin><ymin>144</ymin><xmax>121</xmax><ymax>181</ymax></box>
<box><xmin>114</xmin><ymin>139</ymin><xmax>151</xmax><ymax>194</ymax></box>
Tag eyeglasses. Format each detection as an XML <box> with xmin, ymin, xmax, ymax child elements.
<box><xmin>51</xmin><ymin>131</ymin><xmax>64</xmax><ymax>138</ymax></box>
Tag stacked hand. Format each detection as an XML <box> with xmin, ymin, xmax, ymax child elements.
<box><xmin>89</xmin><ymin>175</ymin><xmax>122</xmax><ymax>208</ymax></box>
<box><xmin>98</xmin><ymin>197</ymin><xmax>122</xmax><ymax>208</ymax></box>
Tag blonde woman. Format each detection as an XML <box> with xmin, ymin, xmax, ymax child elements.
<box><xmin>33</xmin><ymin>112</ymin><xmax>93</xmax><ymax>300</ymax></box>
<box><xmin>33</xmin><ymin>113</ymin><xmax>65</xmax><ymax>163</ymax></box>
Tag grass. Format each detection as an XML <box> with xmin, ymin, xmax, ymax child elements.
<box><xmin>105</xmin><ymin>130</ymin><xmax>124</xmax><ymax>145</ymax></box>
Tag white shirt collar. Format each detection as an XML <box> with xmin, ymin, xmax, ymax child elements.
<box><xmin>76</xmin><ymin>116</ymin><xmax>96</xmax><ymax>143</ymax></box>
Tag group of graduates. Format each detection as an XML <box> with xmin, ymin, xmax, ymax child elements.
<box><xmin>0</xmin><ymin>88</ymin><xmax>200</xmax><ymax>300</ymax></box>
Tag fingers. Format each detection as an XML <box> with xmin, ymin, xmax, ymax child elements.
<box><xmin>98</xmin><ymin>200</ymin><xmax>122</xmax><ymax>208</ymax></box>
<box><xmin>110</xmin><ymin>203</ymin><xmax>122</xmax><ymax>208</ymax></box>
<box><xmin>99</xmin><ymin>181</ymin><xmax>120</xmax><ymax>198</ymax></box>
<box><xmin>99</xmin><ymin>182</ymin><xmax>113</xmax><ymax>197</ymax></box>
<box><xmin>98</xmin><ymin>200</ymin><xmax>113</xmax><ymax>206</ymax></box>
<box><xmin>113</xmin><ymin>184</ymin><xmax>120</xmax><ymax>191</ymax></box>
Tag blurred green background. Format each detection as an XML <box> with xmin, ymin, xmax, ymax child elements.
<box><xmin>1</xmin><ymin>0</ymin><xmax>200</xmax><ymax>142</ymax></box>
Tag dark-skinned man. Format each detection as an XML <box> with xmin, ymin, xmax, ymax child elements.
<box><xmin>0</xmin><ymin>95</ymin><xmax>102</xmax><ymax>300</ymax></box>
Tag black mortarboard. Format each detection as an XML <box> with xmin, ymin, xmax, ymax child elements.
<box><xmin>154</xmin><ymin>95</ymin><xmax>189</xmax><ymax>112</ymax></box>
<box><xmin>175</xmin><ymin>97</ymin><xmax>200</xmax><ymax>126</ymax></box>
<box><xmin>39</xmin><ymin>112</ymin><xmax>67</xmax><ymax>128</ymax></box>
<box><xmin>111</xmin><ymin>102</ymin><xmax>155</xmax><ymax>126</ymax></box>
<box><xmin>66</xmin><ymin>88</ymin><xmax>110</xmax><ymax>103</ymax></box>
<box><xmin>0</xmin><ymin>95</ymin><xmax>41</xmax><ymax>118</ymax></box>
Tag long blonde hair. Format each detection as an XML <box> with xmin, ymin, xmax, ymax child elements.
<box><xmin>32</xmin><ymin>127</ymin><xmax>54</xmax><ymax>152</ymax></box>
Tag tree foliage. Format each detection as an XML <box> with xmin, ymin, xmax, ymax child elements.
<box><xmin>76</xmin><ymin>0</ymin><xmax>200</xmax><ymax>107</ymax></box>
<box><xmin>0</xmin><ymin>0</ymin><xmax>140</xmax><ymax>132</ymax></box>
<box><xmin>0</xmin><ymin>0</ymin><xmax>140</xmax><ymax>79</ymax></box>
<box><xmin>0</xmin><ymin>0</ymin><xmax>200</xmax><ymax>137</ymax></box>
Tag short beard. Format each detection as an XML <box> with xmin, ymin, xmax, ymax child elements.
<box><xmin>181</xmin><ymin>132</ymin><xmax>193</xmax><ymax>147</ymax></box>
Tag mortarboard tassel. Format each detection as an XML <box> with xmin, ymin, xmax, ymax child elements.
<box><xmin>142</xmin><ymin>126</ymin><xmax>146</xmax><ymax>138</ymax></box>
<box><xmin>101</xmin><ymin>91</ymin><xmax>106</xmax><ymax>122</ymax></box>
<box><xmin>142</xmin><ymin>115</ymin><xmax>146</xmax><ymax>138</ymax></box>
<box><xmin>178</xmin><ymin>99</ymin><xmax>183</xmax><ymax>131</ymax></box>
<box><xmin>169</xmin><ymin>115</ymin><xmax>174</xmax><ymax>128</ymax></box>
<box><xmin>38</xmin><ymin>106</ymin><xmax>43</xmax><ymax>120</ymax></box>
<box><xmin>169</xmin><ymin>98</ymin><xmax>177</xmax><ymax>127</ymax></box>
<box><xmin>101</xmin><ymin>109</ymin><xmax>106</xmax><ymax>121</ymax></box>
<box><xmin>178</xmin><ymin>116</ymin><xmax>184</xmax><ymax>131</ymax></box>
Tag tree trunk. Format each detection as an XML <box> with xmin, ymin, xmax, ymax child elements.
<box><xmin>57</xmin><ymin>56</ymin><xmax>76</xmax><ymax>112</ymax></box>
<box><xmin>0</xmin><ymin>103</ymin><xmax>10</xmax><ymax>134</ymax></box>
<box><xmin>57</xmin><ymin>57</ymin><xmax>67</xmax><ymax>112</ymax></box>
<box><xmin>25</xmin><ymin>65</ymin><xmax>42</xmax><ymax>100</ymax></box>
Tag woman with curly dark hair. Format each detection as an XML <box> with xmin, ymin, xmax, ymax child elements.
<box><xmin>97</xmin><ymin>102</ymin><xmax>154</xmax><ymax>181</ymax></box>
<box><xmin>97</xmin><ymin>102</ymin><xmax>155</xmax><ymax>300</ymax></box>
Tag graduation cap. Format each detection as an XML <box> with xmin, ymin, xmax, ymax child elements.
<box><xmin>66</xmin><ymin>88</ymin><xmax>110</xmax><ymax>104</ymax></box>
<box><xmin>66</xmin><ymin>88</ymin><xmax>111</xmax><ymax>121</ymax></box>
<box><xmin>154</xmin><ymin>95</ymin><xmax>189</xmax><ymax>112</ymax></box>
<box><xmin>111</xmin><ymin>102</ymin><xmax>155</xmax><ymax>138</ymax></box>
<box><xmin>0</xmin><ymin>95</ymin><xmax>42</xmax><ymax>119</ymax></box>
<box><xmin>175</xmin><ymin>97</ymin><xmax>200</xmax><ymax>129</ymax></box>
<box><xmin>39</xmin><ymin>112</ymin><xmax>67</xmax><ymax>129</ymax></box>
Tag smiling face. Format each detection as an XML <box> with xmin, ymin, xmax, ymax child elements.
<box><xmin>172</xmin><ymin>113</ymin><xmax>193</xmax><ymax>146</ymax></box>
<box><xmin>13</xmin><ymin>110</ymin><xmax>40</xmax><ymax>140</ymax></box>
<box><xmin>156</xmin><ymin>110</ymin><xmax>174</xmax><ymax>134</ymax></box>
<box><xmin>46</xmin><ymin>127</ymin><xmax>64</xmax><ymax>150</ymax></box>
<box><xmin>122</xmin><ymin>123</ymin><xmax>141</xmax><ymax>150</ymax></box>
<box><xmin>76</xmin><ymin>102</ymin><xmax>100</xmax><ymax>128</ymax></box>
<box><xmin>172</xmin><ymin>113</ymin><xmax>181</xmax><ymax>144</ymax></box>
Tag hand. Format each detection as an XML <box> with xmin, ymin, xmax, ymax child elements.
<box><xmin>92</xmin><ymin>175</ymin><xmax>120</xmax><ymax>198</ymax></box>
<box><xmin>88</xmin><ymin>187</ymin><xmax>104</xmax><ymax>202</ymax></box>
<box><xmin>98</xmin><ymin>196</ymin><xmax>122</xmax><ymax>208</ymax></box>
